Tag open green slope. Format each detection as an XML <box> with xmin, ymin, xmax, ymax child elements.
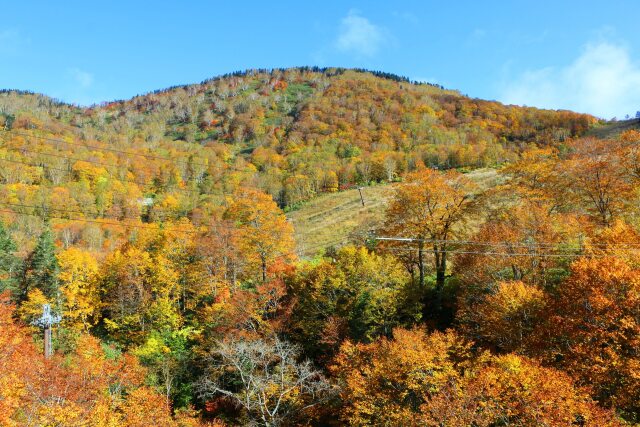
<box><xmin>586</xmin><ymin>118</ymin><xmax>640</xmax><ymax>139</ymax></box>
<box><xmin>289</xmin><ymin>168</ymin><xmax>501</xmax><ymax>257</ymax></box>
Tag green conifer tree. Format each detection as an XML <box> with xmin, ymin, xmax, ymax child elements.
<box><xmin>19</xmin><ymin>226</ymin><xmax>60</xmax><ymax>303</ymax></box>
<box><xmin>0</xmin><ymin>220</ymin><xmax>20</xmax><ymax>293</ymax></box>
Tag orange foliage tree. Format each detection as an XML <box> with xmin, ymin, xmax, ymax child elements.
<box><xmin>332</xmin><ymin>327</ymin><xmax>620</xmax><ymax>426</ymax></box>
<box><xmin>0</xmin><ymin>292</ymin><xmax>202</xmax><ymax>426</ymax></box>
<box><xmin>533</xmin><ymin>256</ymin><xmax>640</xmax><ymax>417</ymax></box>
<box><xmin>563</xmin><ymin>138</ymin><xmax>633</xmax><ymax>226</ymax></box>
<box><xmin>422</xmin><ymin>354</ymin><xmax>620</xmax><ymax>426</ymax></box>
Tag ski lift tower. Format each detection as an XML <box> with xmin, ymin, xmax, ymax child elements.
<box><xmin>33</xmin><ymin>304</ymin><xmax>61</xmax><ymax>358</ymax></box>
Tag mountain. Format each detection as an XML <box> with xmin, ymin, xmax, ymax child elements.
<box><xmin>0</xmin><ymin>67</ymin><xmax>597</xmax><ymax>250</ymax></box>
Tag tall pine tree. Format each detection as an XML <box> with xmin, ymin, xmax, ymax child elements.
<box><xmin>0</xmin><ymin>219</ymin><xmax>20</xmax><ymax>293</ymax></box>
<box><xmin>19</xmin><ymin>226</ymin><xmax>60</xmax><ymax>303</ymax></box>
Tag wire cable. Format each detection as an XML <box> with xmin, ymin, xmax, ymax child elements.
<box><xmin>374</xmin><ymin>236</ymin><xmax>640</xmax><ymax>249</ymax></box>
<box><xmin>1</xmin><ymin>129</ymin><xmax>209</xmax><ymax>169</ymax></box>
<box><xmin>0</xmin><ymin>155</ymin><xmax>203</xmax><ymax>196</ymax></box>
<box><xmin>0</xmin><ymin>207</ymin><xmax>200</xmax><ymax>234</ymax></box>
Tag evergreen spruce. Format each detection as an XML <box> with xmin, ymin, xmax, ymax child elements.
<box><xmin>0</xmin><ymin>220</ymin><xmax>20</xmax><ymax>293</ymax></box>
<box><xmin>19</xmin><ymin>226</ymin><xmax>60</xmax><ymax>303</ymax></box>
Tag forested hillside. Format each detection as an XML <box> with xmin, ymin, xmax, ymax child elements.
<box><xmin>0</xmin><ymin>68</ymin><xmax>595</xmax><ymax>250</ymax></box>
<box><xmin>3</xmin><ymin>68</ymin><xmax>639</xmax><ymax>426</ymax></box>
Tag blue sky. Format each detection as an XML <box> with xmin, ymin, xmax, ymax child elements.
<box><xmin>1</xmin><ymin>1</ymin><xmax>639</xmax><ymax>118</ymax></box>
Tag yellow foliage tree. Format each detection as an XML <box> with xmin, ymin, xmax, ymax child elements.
<box><xmin>225</xmin><ymin>188</ymin><xmax>295</xmax><ymax>282</ymax></box>
<box><xmin>382</xmin><ymin>168</ymin><xmax>478</xmax><ymax>290</ymax></box>
<box><xmin>332</xmin><ymin>327</ymin><xmax>620</xmax><ymax>426</ymax></box>
<box><xmin>460</xmin><ymin>281</ymin><xmax>545</xmax><ymax>352</ymax></box>
<box><xmin>422</xmin><ymin>354</ymin><xmax>620</xmax><ymax>426</ymax></box>
<box><xmin>58</xmin><ymin>247</ymin><xmax>100</xmax><ymax>331</ymax></box>
<box><xmin>331</xmin><ymin>328</ymin><xmax>472</xmax><ymax>425</ymax></box>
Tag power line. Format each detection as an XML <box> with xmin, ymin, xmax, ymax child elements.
<box><xmin>1</xmin><ymin>200</ymin><xmax>136</xmax><ymax>219</ymax></box>
<box><xmin>0</xmin><ymin>203</ymin><xmax>627</xmax><ymax>258</ymax></box>
<box><xmin>0</xmin><ymin>203</ymin><xmax>200</xmax><ymax>234</ymax></box>
<box><xmin>375</xmin><ymin>246</ymin><xmax>597</xmax><ymax>258</ymax></box>
<box><xmin>1</xmin><ymin>129</ymin><xmax>210</xmax><ymax>169</ymax></box>
<box><xmin>6</xmin><ymin>143</ymin><xmax>121</xmax><ymax>169</ymax></box>
<box><xmin>0</xmin><ymin>132</ymin><xmax>237</xmax><ymax>196</ymax></box>
<box><xmin>0</xmin><ymin>208</ymin><xmax>199</xmax><ymax>235</ymax></box>
<box><xmin>298</xmin><ymin>238</ymin><xmax>607</xmax><ymax>259</ymax></box>
<box><xmin>0</xmin><ymin>200</ymin><xmax>244</xmax><ymax>236</ymax></box>
<box><xmin>299</xmin><ymin>237</ymin><xmax>354</xmax><ymax>254</ymax></box>
<box><xmin>0</xmin><ymin>154</ymin><xmax>203</xmax><ymax>196</ymax></box>
<box><xmin>373</xmin><ymin>236</ymin><xmax>640</xmax><ymax>259</ymax></box>
<box><xmin>374</xmin><ymin>236</ymin><xmax>640</xmax><ymax>250</ymax></box>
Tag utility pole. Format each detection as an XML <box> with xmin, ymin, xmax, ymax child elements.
<box><xmin>357</xmin><ymin>187</ymin><xmax>365</xmax><ymax>207</ymax></box>
<box><xmin>33</xmin><ymin>304</ymin><xmax>61</xmax><ymax>358</ymax></box>
<box><xmin>287</xmin><ymin>217</ymin><xmax>306</xmax><ymax>257</ymax></box>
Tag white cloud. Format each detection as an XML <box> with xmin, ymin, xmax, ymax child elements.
<box><xmin>500</xmin><ymin>42</ymin><xmax>640</xmax><ymax>119</ymax></box>
<box><xmin>335</xmin><ymin>10</ymin><xmax>386</xmax><ymax>57</ymax></box>
<box><xmin>68</xmin><ymin>68</ymin><xmax>94</xmax><ymax>88</ymax></box>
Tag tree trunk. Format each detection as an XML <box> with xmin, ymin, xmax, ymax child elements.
<box><xmin>435</xmin><ymin>245</ymin><xmax>447</xmax><ymax>292</ymax></box>
<box><xmin>262</xmin><ymin>257</ymin><xmax>267</xmax><ymax>283</ymax></box>
<box><xmin>436</xmin><ymin>267</ymin><xmax>446</xmax><ymax>291</ymax></box>
<box><xmin>418</xmin><ymin>242</ymin><xmax>425</xmax><ymax>288</ymax></box>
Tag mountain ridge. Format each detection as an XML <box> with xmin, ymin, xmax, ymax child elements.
<box><xmin>3</xmin><ymin>67</ymin><xmax>448</xmax><ymax>108</ymax></box>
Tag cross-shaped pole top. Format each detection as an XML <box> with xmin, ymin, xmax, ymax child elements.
<box><xmin>34</xmin><ymin>304</ymin><xmax>62</xmax><ymax>328</ymax></box>
<box><xmin>33</xmin><ymin>304</ymin><xmax>61</xmax><ymax>358</ymax></box>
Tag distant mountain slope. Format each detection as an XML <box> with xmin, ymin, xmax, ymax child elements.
<box><xmin>1</xmin><ymin>68</ymin><xmax>596</xmax><ymax>207</ymax></box>
<box><xmin>586</xmin><ymin>118</ymin><xmax>640</xmax><ymax>139</ymax></box>
<box><xmin>0</xmin><ymin>68</ymin><xmax>599</xmax><ymax>251</ymax></box>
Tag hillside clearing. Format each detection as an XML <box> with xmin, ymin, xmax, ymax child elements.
<box><xmin>586</xmin><ymin>118</ymin><xmax>640</xmax><ymax>139</ymax></box>
<box><xmin>288</xmin><ymin>168</ymin><xmax>501</xmax><ymax>258</ymax></box>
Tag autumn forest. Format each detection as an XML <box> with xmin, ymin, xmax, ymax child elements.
<box><xmin>1</xmin><ymin>67</ymin><xmax>640</xmax><ymax>426</ymax></box>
